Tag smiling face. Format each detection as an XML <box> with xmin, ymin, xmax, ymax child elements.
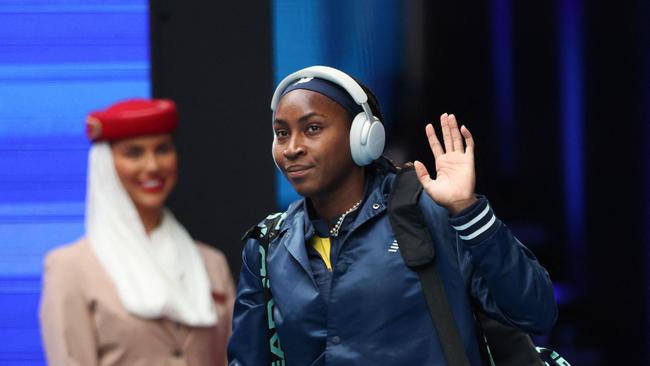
<box><xmin>272</xmin><ymin>89</ymin><xmax>363</xmax><ymax>200</ymax></box>
<box><xmin>111</xmin><ymin>134</ymin><xmax>178</xmax><ymax>214</ymax></box>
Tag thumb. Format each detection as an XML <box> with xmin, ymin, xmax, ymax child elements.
<box><xmin>414</xmin><ymin>160</ymin><xmax>433</xmax><ymax>187</ymax></box>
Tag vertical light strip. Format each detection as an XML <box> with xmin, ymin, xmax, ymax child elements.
<box><xmin>272</xmin><ymin>0</ymin><xmax>324</xmax><ymax>209</ymax></box>
<box><xmin>558</xmin><ymin>0</ymin><xmax>585</xmax><ymax>286</ymax></box>
<box><xmin>491</xmin><ymin>0</ymin><xmax>516</xmax><ymax>177</ymax></box>
<box><xmin>646</xmin><ymin>55</ymin><xmax>650</xmax><ymax>366</ymax></box>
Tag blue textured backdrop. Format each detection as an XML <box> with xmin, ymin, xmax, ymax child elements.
<box><xmin>0</xmin><ymin>1</ymin><xmax>149</xmax><ymax>364</ymax></box>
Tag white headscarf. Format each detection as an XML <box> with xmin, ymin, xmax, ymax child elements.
<box><xmin>85</xmin><ymin>143</ymin><xmax>217</xmax><ymax>326</ymax></box>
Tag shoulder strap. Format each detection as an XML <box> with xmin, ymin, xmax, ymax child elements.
<box><xmin>387</xmin><ymin>167</ymin><xmax>435</xmax><ymax>266</ymax></box>
<box><xmin>242</xmin><ymin>212</ymin><xmax>287</xmax><ymax>366</ymax></box>
<box><xmin>388</xmin><ymin>167</ymin><xmax>471</xmax><ymax>366</ymax></box>
<box><xmin>241</xmin><ymin>212</ymin><xmax>286</xmax><ymax>244</ymax></box>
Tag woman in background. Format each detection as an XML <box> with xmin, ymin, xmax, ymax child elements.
<box><xmin>40</xmin><ymin>98</ymin><xmax>234</xmax><ymax>366</ymax></box>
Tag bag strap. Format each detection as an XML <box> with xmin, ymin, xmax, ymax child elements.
<box><xmin>388</xmin><ymin>167</ymin><xmax>471</xmax><ymax>366</ymax></box>
<box><xmin>242</xmin><ymin>212</ymin><xmax>287</xmax><ymax>366</ymax></box>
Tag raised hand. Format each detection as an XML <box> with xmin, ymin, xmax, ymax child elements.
<box><xmin>414</xmin><ymin>113</ymin><xmax>477</xmax><ymax>215</ymax></box>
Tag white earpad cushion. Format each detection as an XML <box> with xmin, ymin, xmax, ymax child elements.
<box><xmin>350</xmin><ymin>113</ymin><xmax>385</xmax><ymax>166</ymax></box>
<box><xmin>349</xmin><ymin>113</ymin><xmax>367</xmax><ymax>165</ymax></box>
<box><xmin>365</xmin><ymin>119</ymin><xmax>386</xmax><ymax>161</ymax></box>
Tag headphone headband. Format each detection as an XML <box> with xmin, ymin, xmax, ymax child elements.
<box><xmin>271</xmin><ymin>66</ymin><xmax>385</xmax><ymax>166</ymax></box>
<box><xmin>271</xmin><ymin>66</ymin><xmax>375</xmax><ymax>139</ymax></box>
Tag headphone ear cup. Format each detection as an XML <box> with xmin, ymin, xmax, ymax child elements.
<box><xmin>349</xmin><ymin>112</ymin><xmax>366</xmax><ymax>165</ymax></box>
<box><xmin>366</xmin><ymin>117</ymin><xmax>386</xmax><ymax>161</ymax></box>
<box><xmin>349</xmin><ymin>113</ymin><xmax>385</xmax><ymax>166</ymax></box>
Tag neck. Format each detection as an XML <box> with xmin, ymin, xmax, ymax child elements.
<box><xmin>311</xmin><ymin>168</ymin><xmax>365</xmax><ymax>222</ymax></box>
<box><xmin>137</xmin><ymin>206</ymin><xmax>163</xmax><ymax>235</ymax></box>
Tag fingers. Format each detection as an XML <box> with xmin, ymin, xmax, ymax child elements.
<box><xmin>440</xmin><ymin>113</ymin><xmax>454</xmax><ymax>152</ymax></box>
<box><xmin>414</xmin><ymin>160</ymin><xmax>433</xmax><ymax>186</ymax></box>
<box><xmin>448</xmin><ymin>114</ymin><xmax>464</xmax><ymax>152</ymax></box>
<box><xmin>425</xmin><ymin>123</ymin><xmax>444</xmax><ymax>158</ymax></box>
<box><xmin>461</xmin><ymin>125</ymin><xmax>474</xmax><ymax>155</ymax></box>
<box><xmin>436</xmin><ymin>113</ymin><xmax>471</xmax><ymax>154</ymax></box>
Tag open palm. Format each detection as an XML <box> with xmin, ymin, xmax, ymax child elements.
<box><xmin>414</xmin><ymin>113</ymin><xmax>477</xmax><ymax>215</ymax></box>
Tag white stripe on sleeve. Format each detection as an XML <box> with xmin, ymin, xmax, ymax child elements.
<box><xmin>459</xmin><ymin>214</ymin><xmax>496</xmax><ymax>240</ymax></box>
<box><xmin>451</xmin><ymin>204</ymin><xmax>491</xmax><ymax>231</ymax></box>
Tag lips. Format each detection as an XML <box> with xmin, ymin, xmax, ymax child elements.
<box><xmin>139</xmin><ymin>178</ymin><xmax>165</xmax><ymax>193</ymax></box>
<box><xmin>284</xmin><ymin>165</ymin><xmax>313</xmax><ymax>179</ymax></box>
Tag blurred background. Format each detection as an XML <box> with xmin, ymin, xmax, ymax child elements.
<box><xmin>0</xmin><ymin>0</ymin><xmax>647</xmax><ymax>364</ymax></box>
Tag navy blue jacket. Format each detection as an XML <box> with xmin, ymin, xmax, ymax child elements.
<box><xmin>228</xmin><ymin>165</ymin><xmax>557</xmax><ymax>366</ymax></box>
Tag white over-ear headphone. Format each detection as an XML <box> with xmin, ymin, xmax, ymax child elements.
<box><xmin>271</xmin><ymin>65</ymin><xmax>385</xmax><ymax>166</ymax></box>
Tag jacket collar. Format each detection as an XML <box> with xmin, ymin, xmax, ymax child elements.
<box><xmin>276</xmin><ymin>159</ymin><xmax>397</xmax><ymax>277</ymax></box>
<box><xmin>279</xmin><ymin>158</ymin><xmax>397</xmax><ymax>236</ymax></box>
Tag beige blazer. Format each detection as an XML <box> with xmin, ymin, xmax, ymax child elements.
<box><xmin>39</xmin><ymin>239</ymin><xmax>235</xmax><ymax>366</ymax></box>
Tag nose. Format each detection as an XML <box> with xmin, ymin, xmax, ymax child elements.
<box><xmin>143</xmin><ymin>152</ymin><xmax>160</xmax><ymax>172</ymax></box>
<box><xmin>282</xmin><ymin>134</ymin><xmax>305</xmax><ymax>160</ymax></box>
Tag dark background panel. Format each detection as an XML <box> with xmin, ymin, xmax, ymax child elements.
<box><xmin>149</xmin><ymin>0</ymin><xmax>276</xmax><ymax>276</ymax></box>
<box><xmin>581</xmin><ymin>0</ymin><xmax>645</xmax><ymax>362</ymax></box>
<box><xmin>390</xmin><ymin>1</ymin><xmax>647</xmax><ymax>364</ymax></box>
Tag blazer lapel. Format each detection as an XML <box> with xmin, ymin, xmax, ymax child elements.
<box><xmin>279</xmin><ymin>212</ymin><xmax>317</xmax><ymax>284</ymax></box>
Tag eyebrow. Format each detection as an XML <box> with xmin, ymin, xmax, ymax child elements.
<box><xmin>274</xmin><ymin>112</ymin><xmax>326</xmax><ymax>126</ymax></box>
<box><xmin>121</xmin><ymin>145</ymin><xmax>144</xmax><ymax>153</ymax></box>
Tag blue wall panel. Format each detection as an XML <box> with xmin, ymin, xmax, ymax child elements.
<box><xmin>0</xmin><ymin>1</ymin><xmax>150</xmax><ymax>364</ymax></box>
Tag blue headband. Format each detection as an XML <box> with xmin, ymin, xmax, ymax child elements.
<box><xmin>279</xmin><ymin>77</ymin><xmax>364</xmax><ymax>117</ymax></box>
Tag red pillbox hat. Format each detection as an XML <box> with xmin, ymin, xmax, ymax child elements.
<box><xmin>86</xmin><ymin>98</ymin><xmax>178</xmax><ymax>142</ymax></box>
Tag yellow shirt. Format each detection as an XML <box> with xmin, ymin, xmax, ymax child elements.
<box><xmin>309</xmin><ymin>235</ymin><xmax>332</xmax><ymax>271</ymax></box>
